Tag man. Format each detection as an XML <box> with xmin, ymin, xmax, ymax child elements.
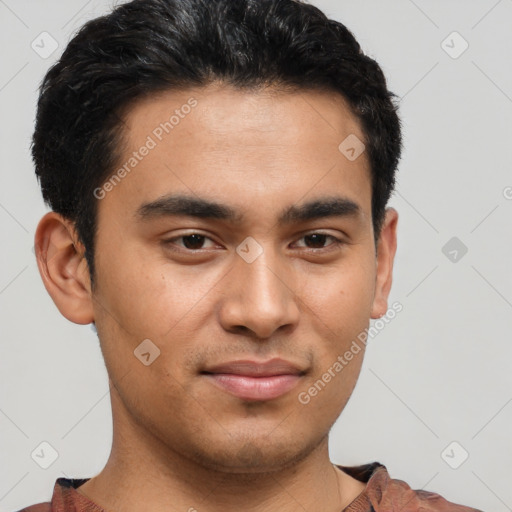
<box><xmin>22</xmin><ymin>0</ymin><xmax>482</xmax><ymax>510</ymax></box>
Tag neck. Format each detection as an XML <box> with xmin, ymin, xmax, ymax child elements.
<box><xmin>77</xmin><ymin>388</ymin><xmax>366</xmax><ymax>512</ymax></box>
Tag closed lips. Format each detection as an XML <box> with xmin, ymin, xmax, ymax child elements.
<box><xmin>201</xmin><ymin>359</ymin><xmax>306</xmax><ymax>401</ymax></box>
<box><xmin>201</xmin><ymin>359</ymin><xmax>305</xmax><ymax>377</ymax></box>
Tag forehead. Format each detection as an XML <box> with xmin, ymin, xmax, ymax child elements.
<box><xmin>123</xmin><ymin>83</ymin><xmax>365</xmax><ymax>147</ymax></box>
<box><xmin>99</xmin><ymin>84</ymin><xmax>372</xmax><ymax>223</ymax></box>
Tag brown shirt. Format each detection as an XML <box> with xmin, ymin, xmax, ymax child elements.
<box><xmin>16</xmin><ymin>461</ymin><xmax>483</xmax><ymax>512</ymax></box>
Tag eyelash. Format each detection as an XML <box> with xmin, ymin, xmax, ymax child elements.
<box><xmin>162</xmin><ymin>232</ymin><xmax>345</xmax><ymax>254</ymax></box>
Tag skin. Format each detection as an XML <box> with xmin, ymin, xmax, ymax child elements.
<box><xmin>35</xmin><ymin>83</ymin><xmax>398</xmax><ymax>512</ymax></box>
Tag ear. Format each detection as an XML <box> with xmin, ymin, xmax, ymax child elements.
<box><xmin>34</xmin><ymin>212</ymin><xmax>94</xmax><ymax>325</ymax></box>
<box><xmin>370</xmin><ymin>207</ymin><xmax>398</xmax><ymax>319</ymax></box>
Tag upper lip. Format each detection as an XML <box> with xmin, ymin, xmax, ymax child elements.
<box><xmin>202</xmin><ymin>358</ymin><xmax>305</xmax><ymax>377</ymax></box>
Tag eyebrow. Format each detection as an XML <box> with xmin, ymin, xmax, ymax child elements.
<box><xmin>135</xmin><ymin>194</ymin><xmax>361</xmax><ymax>225</ymax></box>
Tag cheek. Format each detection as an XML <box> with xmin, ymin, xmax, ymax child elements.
<box><xmin>296</xmin><ymin>253</ymin><xmax>376</xmax><ymax>330</ymax></box>
<box><xmin>299</xmin><ymin>352</ymin><xmax>365</xmax><ymax>422</ymax></box>
<box><xmin>95</xmin><ymin>241</ymin><xmax>227</xmax><ymax>340</ymax></box>
<box><xmin>294</xmin><ymin>253</ymin><xmax>375</xmax><ymax>395</ymax></box>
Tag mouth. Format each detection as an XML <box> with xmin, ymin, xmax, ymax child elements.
<box><xmin>201</xmin><ymin>358</ymin><xmax>306</xmax><ymax>401</ymax></box>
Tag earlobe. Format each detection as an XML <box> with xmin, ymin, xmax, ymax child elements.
<box><xmin>370</xmin><ymin>207</ymin><xmax>398</xmax><ymax>319</ymax></box>
<box><xmin>34</xmin><ymin>212</ymin><xmax>94</xmax><ymax>325</ymax></box>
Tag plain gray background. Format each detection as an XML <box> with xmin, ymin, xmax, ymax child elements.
<box><xmin>1</xmin><ymin>0</ymin><xmax>511</xmax><ymax>511</ymax></box>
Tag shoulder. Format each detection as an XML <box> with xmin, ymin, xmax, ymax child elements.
<box><xmin>15</xmin><ymin>477</ymin><xmax>92</xmax><ymax>512</ymax></box>
<box><xmin>339</xmin><ymin>462</ymin><xmax>484</xmax><ymax>512</ymax></box>
<box><xmin>15</xmin><ymin>504</ymin><xmax>51</xmax><ymax>512</ymax></box>
<box><xmin>367</xmin><ymin>463</ymin><xmax>483</xmax><ymax>512</ymax></box>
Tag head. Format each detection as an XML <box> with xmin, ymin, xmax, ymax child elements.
<box><xmin>34</xmin><ymin>0</ymin><xmax>401</xmax><ymax>474</ymax></box>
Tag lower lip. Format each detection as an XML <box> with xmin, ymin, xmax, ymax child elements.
<box><xmin>205</xmin><ymin>374</ymin><xmax>301</xmax><ymax>401</ymax></box>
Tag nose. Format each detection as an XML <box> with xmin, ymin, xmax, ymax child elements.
<box><xmin>217</xmin><ymin>245</ymin><xmax>300</xmax><ymax>340</ymax></box>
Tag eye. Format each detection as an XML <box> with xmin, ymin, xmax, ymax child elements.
<box><xmin>293</xmin><ymin>233</ymin><xmax>344</xmax><ymax>251</ymax></box>
<box><xmin>164</xmin><ymin>233</ymin><xmax>218</xmax><ymax>251</ymax></box>
<box><xmin>163</xmin><ymin>231</ymin><xmax>345</xmax><ymax>254</ymax></box>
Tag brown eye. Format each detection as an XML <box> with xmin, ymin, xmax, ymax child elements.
<box><xmin>303</xmin><ymin>234</ymin><xmax>330</xmax><ymax>249</ymax></box>
<box><xmin>180</xmin><ymin>234</ymin><xmax>207</xmax><ymax>250</ymax></box>
<box><xmin>163</xmin><ymin>233</ymin><xmax>218</xmax><ymax>252</ymax></box>
<box><xmin>294</xmin><ymin>233</ymin><xmax>343</xmax><ymax>250</ymax></box>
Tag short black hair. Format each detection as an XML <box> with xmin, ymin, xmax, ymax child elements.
<box><xmin>32</xmin><ymin>0</ymin><xmax>402</xmax><ymax>287</ymax></box>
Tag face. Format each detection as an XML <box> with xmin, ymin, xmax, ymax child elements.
<box><xmin>48</xmin><ymin>84</ymin><xmax>397</xmax><ymax>474</ymax></box>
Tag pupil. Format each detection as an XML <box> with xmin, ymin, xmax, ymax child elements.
<box><xmin>306</xmin><ymin>234</ymin><xmax>327</xmax><ymax>248</ymax></box>
<box><xmin>183</xmin><ymin>234</ymin><xmax>204</xmax><ymax>249</ymax></box>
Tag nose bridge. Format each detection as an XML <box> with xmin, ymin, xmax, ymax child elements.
<box><xmin>219</xmin><ymin>239</ymin><xmax>299</xmax><ymax>338</ymax></box>
<box><xmin>243</xmin><ymin>245</ymin><xmax>285</xmax><ymax>306</ymax></box>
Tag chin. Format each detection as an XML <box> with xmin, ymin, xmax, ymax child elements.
<box><xmin>185</xmin><ymin>429</ymin><xmax>327</xmax><ymax>475</ymax></box>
